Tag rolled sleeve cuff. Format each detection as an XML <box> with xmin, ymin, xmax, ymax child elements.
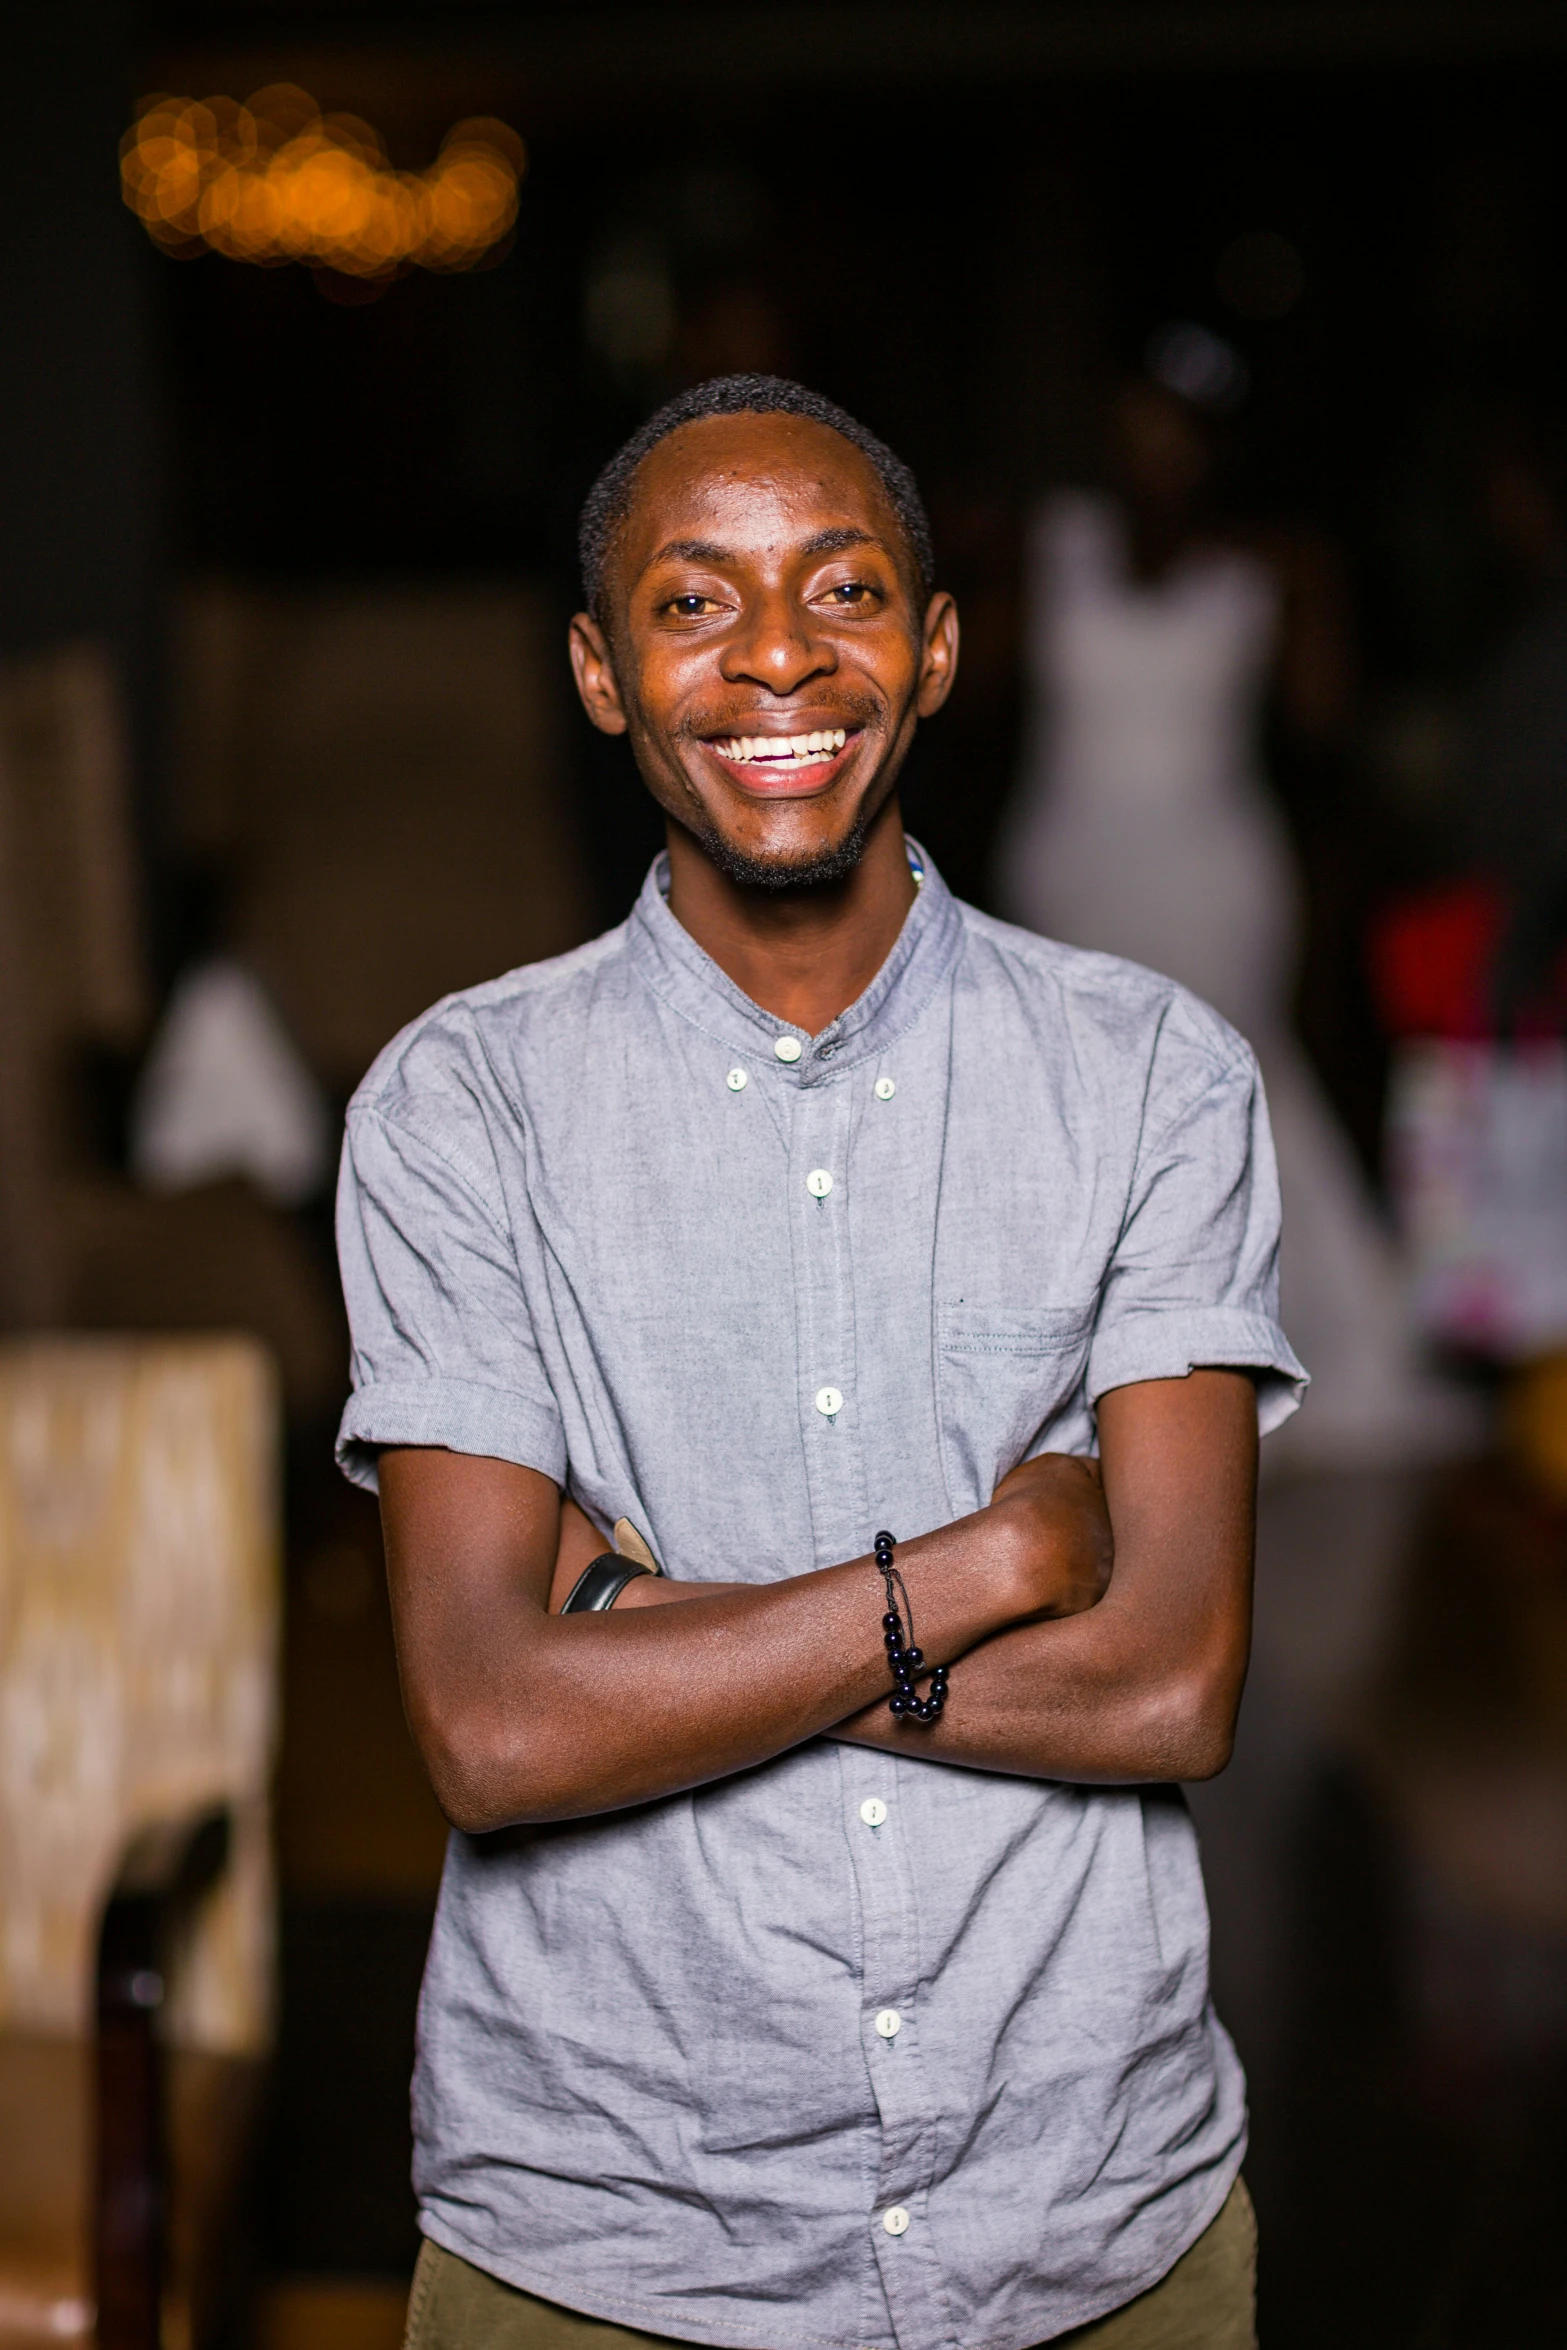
<box><xmin>1088</xmin><ymin>1308</ymin><xmax>1308</xmax><ymax>1438</ymax></box>
<box><xmin>335</xmin><ymin>1378</ymin><xmax>568</xmax><ymax>1492</ymax></box>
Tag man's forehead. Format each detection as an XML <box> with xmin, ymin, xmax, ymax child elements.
<box><xmin>624</xmin><ymin>413</ymin><xmax>895</xmax><ymax>556</ymax></box>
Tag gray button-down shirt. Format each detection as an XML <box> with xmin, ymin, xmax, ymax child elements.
<box><xmin>337</xmin><ymin>851</ymin><xmax>1303</xmax><ymax>2350</ymax></box>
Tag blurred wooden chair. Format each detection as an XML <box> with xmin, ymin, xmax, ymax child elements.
<box><xmin>0</xmin><ymin>1337</ymin><xmax>280</xmax><ymax>2350</ymax></box>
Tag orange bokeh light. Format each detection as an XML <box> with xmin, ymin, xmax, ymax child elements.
<box><xmin>120</xmin><ymin>87</ymin><xmax>525</xmax><ymax>277</ymax></box>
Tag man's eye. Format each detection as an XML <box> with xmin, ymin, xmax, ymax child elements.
<box><xmin>824</xmin><ymin>581</ymin><xmax>876</xmax><ymax>606</ymax></box>
<box><xmin>668</xmin><ymin>593</ymin><xmax>719</xmax><ymax>617</ymax></box>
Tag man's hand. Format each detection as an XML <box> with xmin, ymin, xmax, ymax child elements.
<box><xmin>827</xmin><ymin>1369</ymin><xmax>1257</xmax><ymax>1784</ymax></box>
<box><xmin>987</xmin><ymin>1453</ymin><xmax>1113</xmax><ymax>1619</ymax></box>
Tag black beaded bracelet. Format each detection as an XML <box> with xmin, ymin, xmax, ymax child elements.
<box><xmin>874</xmin><ymin>1530</ymin><xmax>949</xmax><ymax>1724</ymax></box>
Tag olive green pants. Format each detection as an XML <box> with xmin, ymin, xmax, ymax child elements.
<box><xmin>404</xmin><ymin>2178</ymin><xmax>1256</xmax><ymax>2350</ymax></box>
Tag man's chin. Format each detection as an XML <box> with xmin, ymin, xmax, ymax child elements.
<box><xmin>691</xmin><ymin>813</ymin><xmax>874</xmax><ymax>894</ymax></box>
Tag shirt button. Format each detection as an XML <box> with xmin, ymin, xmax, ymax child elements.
<box><xmin>806</xmin><ymin>1169</ymin><xmax>834</xmax><ymax>1198</ymax></box>
<box><xmin>726</xmin><ymin>1068</ymin><xmax>748</xmax><ymax>1091</ymax></box>
<box><xmin>814</xmin><ymin>1385</ymin><xmax>843</xmax><ymax>1418</ymax></box>
<box><xmin>774</xmin><ymin>1036</ymin><xmax>803</xmax><ymax>1063</ymax></box>
<box><xmin>874</xmin><ymin>1077</ymin><xmax>896</xmax><ymax>1101</ymax></box>
<box><xmin>874</xmin><ymin>2008</ymin><xmax>902</xmax><ymax>2039</ymax></box>
<box><xmin>858</xmin><ymin>1797</ymin><xmax>888</xmax><ymax>1828</ymax></box>
<box><xmin>882</xmin><ymin>2206</ymin><xmax>911</xmax><ymax>2237</ymax></box>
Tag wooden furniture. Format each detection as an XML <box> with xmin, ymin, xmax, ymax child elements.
<box><xmin>0</xmin><ymin>643</ymin><xmax>145</xmax><ymax>1329</ymax></box>
<box><xmin>0</xmin><ymin>1337</ymin><xmax>280</xmax><ymax>2350</ymax></box>
<box><xmin>0</xmin><ymin>642</ymin><xmax>343</xmax><ymax>1422</ymax></box>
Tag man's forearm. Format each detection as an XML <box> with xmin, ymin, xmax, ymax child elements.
<box><xmin>823</xmin><ymin>1593</ymin><xmax>1243</xmax><ymax>1784</ymax></box>
<box><xmin>832</xmin><ymin>1370</ymin><xmax>1257</xmax><ymax>1784</ymax></box>
<box><xmin>626</xmin><ymin>1573</ymin><xmax>1226</xmax><ymax>1782</ymax></box>
<box><xmin>403</xmin><ymin>1545</ymin><xmax>970</xmax><ymax>1834</ymax></box>
<box><xmin>840</xmin><ymin>1368</ymin><xmax>1253</xmax><ymax>1785</ymax></box>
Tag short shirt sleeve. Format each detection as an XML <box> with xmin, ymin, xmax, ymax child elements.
<box><xmin>1087</xmin><ymin>1020</ymin><xmax>1306</xmax><ymax>1437</ymax></box>
<box><xmin>335</xmin><ymin>1097</ymin><xmax>566</xmax><ymax>1493</ymax></box>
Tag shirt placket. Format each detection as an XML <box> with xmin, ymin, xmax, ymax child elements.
<box><xmin>841</xmin><ymin>1761</ymin><xmax>955</xmax><ymax>2350</ymax></box>
<box><xmin>784</xmin><ymin>1056</ymin><xmax>953</xmax><ymax>2350</ymax></box>
<box><xmin>787</xmin><ymin>1067</ymin><xmax>866</xmax><ymax>1563</ymax></box>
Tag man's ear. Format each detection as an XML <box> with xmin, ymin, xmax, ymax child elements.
<box><xmin>914</xmin><ymin>591</ymin><xmax>960</xmax><ymax>719</ymax></box>
<box><xmin>569</xmin><ymin>612</ymin><xmax>630</xmax><ymax>736</ymax></box>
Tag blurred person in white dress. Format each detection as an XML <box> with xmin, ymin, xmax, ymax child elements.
<box><xmin>997</xmin><ymin>348</ymin><xmax>1461</xmax><ymax>1469</ymax></box>
<box><xmin>996</xmin><ymin>343</ymin><xmax>1483</xmax><ymax>2209</ymax></box>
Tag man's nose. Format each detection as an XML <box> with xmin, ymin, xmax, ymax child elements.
<box><xmin>719</xmin><ymin>592</ymin><xmax>836</xmax><ymax>693</ymax></box>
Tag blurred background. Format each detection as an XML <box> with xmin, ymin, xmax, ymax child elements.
<box><xmin>2</xmin><ymin>5</ymin><xmax>1566</xmax><ymax>2348</ymax></box>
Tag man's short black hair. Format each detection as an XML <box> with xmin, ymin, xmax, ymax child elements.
<box><xmin>578</xmin><ymin>374</ymin><xmax>935</xmax><ymax>623</ymax></box>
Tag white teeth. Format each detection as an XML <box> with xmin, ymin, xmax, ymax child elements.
<box><xmin>714</xmin><ymin>728</ymin><xmax>848</xmax><ymax>766</ymax></box>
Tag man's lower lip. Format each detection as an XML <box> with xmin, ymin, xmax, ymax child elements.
<box><xmin>701</xmin><ymin>737</ymin><xmax>859</xmax><ymax>794</ymax></box>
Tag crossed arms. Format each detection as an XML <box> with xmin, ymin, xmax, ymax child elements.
<box><xmin>377</xmin><ymin>1368</ymin><xmax>1257</xmax><ymax>1834</ymax></box>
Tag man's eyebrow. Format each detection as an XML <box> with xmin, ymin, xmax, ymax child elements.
<box><xmin>797</xmin><ymin>526</ymin><xmax>880</xmax><ymax>558</ymax></box>
<box><xmin>646</xmin><ymin>537</ymin><xmax>734</xmax><ymax>568</ymax></box>
<box><xmin>643</xmin><ymin>524</ymin><xmax>885</xmax><ymax>571</ymax></box>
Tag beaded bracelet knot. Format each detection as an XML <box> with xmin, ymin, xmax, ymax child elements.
<box><xmin>874</xmin><ymin>1530</ymin><xmax>949</xmax><ymax>1724</ymax></box>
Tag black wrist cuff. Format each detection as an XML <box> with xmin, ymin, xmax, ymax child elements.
<box><xmin>560</xmin><ymin>1553</ymin><xmax>654</xmax><ymax>1613</ymax></box>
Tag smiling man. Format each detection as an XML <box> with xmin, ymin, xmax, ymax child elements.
<box><xmin>336</xmin><ymin>376</ymin><xmax>1303</xmax><ymax>2350</ymax></box>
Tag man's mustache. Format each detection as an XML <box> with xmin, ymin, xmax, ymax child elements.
<box><xmin>674</xmin><ymin>692</ymin><xmax>883</xmax><ymax>746</ymax></box>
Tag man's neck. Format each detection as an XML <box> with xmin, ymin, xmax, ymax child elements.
<box><xmin>663</xmin><ymin>796</ymin><xmax>918</xmax><ymax>1036</ymax></box>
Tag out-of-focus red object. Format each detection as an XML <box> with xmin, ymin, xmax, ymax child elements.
<box><xmin>1370</xmin><ymin>879</ymin><xmax>1567</xmax><ymax>1040</ymax></box>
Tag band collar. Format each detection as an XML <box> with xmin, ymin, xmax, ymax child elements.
<box><xmin>627</xmin><ymin>838</ymin><xmax>962</xmax><ymax>1082</ymax></box>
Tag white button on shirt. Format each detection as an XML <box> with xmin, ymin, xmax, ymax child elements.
<box><xmin>773</xmin><ymin>1036</ymin><xmax>803</xmax><ymax>1063</ymax></box>
<box><xmin>806</xmin><ymin>1169</ymin><xmax>834</xmax><ymax>1198</ymax></box>
<box><xmin>726</xmin><ymin>1068</ymin><xmax>747</xmax><ymax>1091</ymax></box>
<box><xmin>814</xmin><ymin>1386</ymin><xmax>843</xmax><ymax>1417</ymax></box>
<box><xmin>858</xmin><ymin>1798</ymin><xmax>888</xmax><ymax>1828</ymax></box>
<box><xmin>882</xmin><ymin>2206</ymin><xmax>911</xmax><ymax>2237</ymax></box>
<box><xmin>874</xmin><ymin>1077</ymin><xmax>896</xmax><ymax>1101</ymax></box>
<box><xmin>874</xmin><ymin>2009</ymin><xmax>902</xmax><ymax>2039</ymax></box>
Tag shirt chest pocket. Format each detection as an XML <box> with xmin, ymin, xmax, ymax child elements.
<box><xmin>935</xmin><ymin>1303</ymin><xmax>1096</xmax><ymax>1515</ymax></box>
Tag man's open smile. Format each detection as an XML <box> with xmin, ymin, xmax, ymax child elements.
<box><xmin>700</xmin><ymin>724</ymin><xmax>860</xmax><ymax>794</ymax></box>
